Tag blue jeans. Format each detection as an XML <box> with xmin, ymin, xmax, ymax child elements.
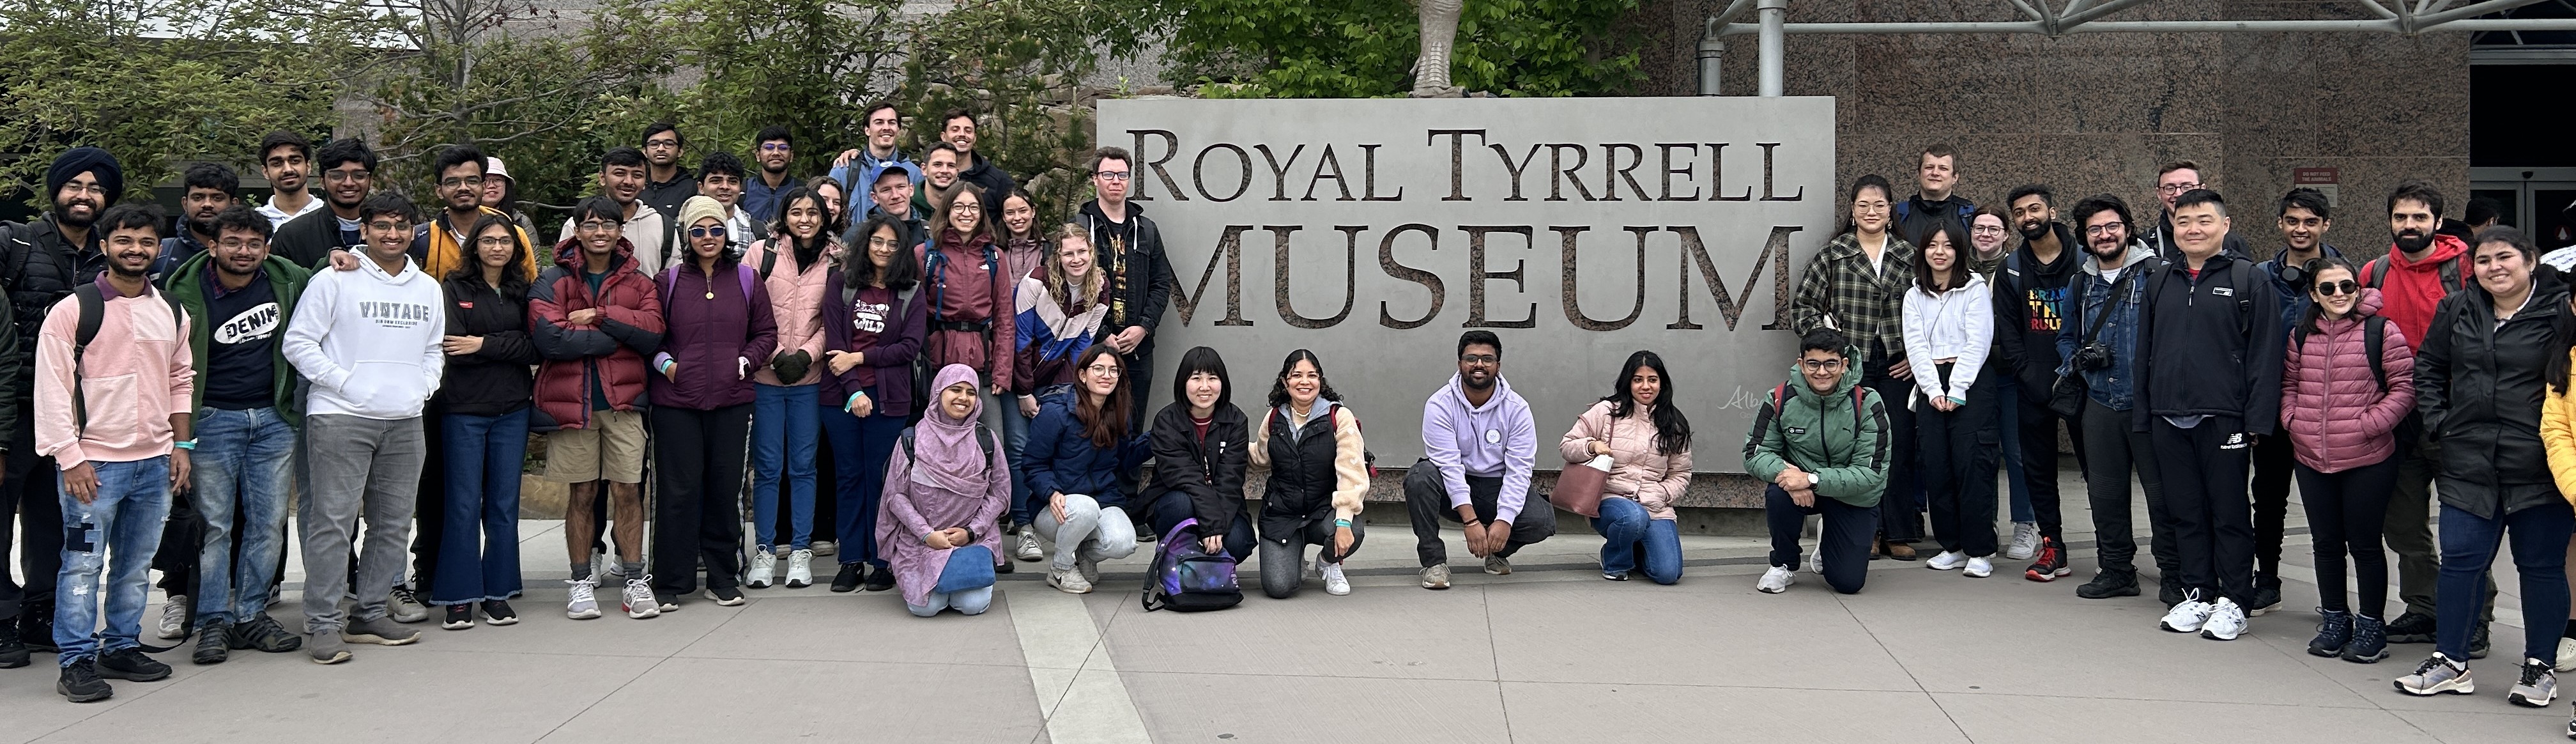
<box><xmin>1590</xmin><ymin>496</ymin><xmax>1682</xmax><ymax>584</ymax></box>
<box><xmin>2437</xmin><ymin>501</ymin><xmax>2574</xmax><ymax>662</ymax></box>
<box><xmin>751</xmin><ymin>383</ymin><xmax>820</xmax><ymax>550</ymax></box>
<box><xmin>435</xmin><ymin>409</ymin><xmax>529</xmax><ymax>605</ymax></box>
<box><xmin>820</xmin><ymin>401</ymin><xmax>908</xmax><ymax>567</ymax></box>
<box><xmin>54</xmin><ymin>457</ymin><xmax>172</xmax><ymax>664</ymax></box>
<box><xmin>190</xmin><ymin>408</ymin><xmax>294</xmax><ymax>626</ymax></box>
<box><xmin>1995</xmin><ymin>375</ymin><xmax>2034</xmax><ymax>523</ymax></box>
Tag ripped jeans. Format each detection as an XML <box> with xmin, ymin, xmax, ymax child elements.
<box><xmin>52</xmin><ymin>456</ymin><xmax>172</xmax><ymax>665</ymax></box>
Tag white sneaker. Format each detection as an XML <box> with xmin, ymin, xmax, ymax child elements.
<box><xmin>1757</xmin><ymin>565</ymin><xmax>1795</xmax><ymax>594</ymax></box>
<box><xmin>158</xmin><ymin>595</ymin><xmax>189</xmax><ymax>639</ymax></box>
<box><xmin>1013</xmin><ymin>527</ymin><xmax>1045</xmax><ymax>562</ymax></box>
<box><xmin>2161</xmin><ymin>593</ymin><xmax>2215</xmax><ymax>633</ymax></box>
<box><xmin>1926</xmin><ymin>550</ymin><xmax>1968</xmax><ymax>571</ymax></box>
<box><xmin>1806</xmin><ymin>549</ymin><xmax>1824</xmax><ymax>575</ymax></box>
<box><xmin>2557</xmin><ymin>637</ymin><xmax>2576</xmax><ymax>673</ymax></box>
<box><xmin>2200</xmin><ymin>598</ymin><xmax>2247</xmax><ymax>640</ymax></box>
<box><xmin>1963</xmin><ymin>555</ymin><xmax>1993</xmax><ymax>578</ymax></box>
<box><xmin>1321</xmin><ymin>563</ymin><xmax>1351</xmax><ymax>596</ymax></box>
<box><xmin>1047</xmin><ymin>566</ymin><xmax>1093</xmax><ymax>594</ymax></box>
<box><xmin>621</xmin><ymin>577</ymin><xmax>661</xmax><ymax>619</ymax></box>
<box><xmin>785</xmin><ymin>549</ymin><xmax>815</xmax><ymax>588</ymax></box>
<box><xmin>565</xmin><ymin>577</ymin><xmax>602</xmax><ymax>620</ymax></box>
<box><xmin>2005</xmin><ymin>522</ymin><xmax>2039</xmax><ymax>561</ymax></box>
<box><xmin>746</xmin><ymin>550</ymin><xmax>777</xmax><ymax>588</ymax></box>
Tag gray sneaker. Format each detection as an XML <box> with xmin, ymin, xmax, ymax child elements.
<box><xmin>1420</xmin><ymin>564</ymin><xmax>1452</xmax><ymax>590</ymax></box>
<box><xmin>1076</xmin><ymin>554</ymin><xmax>1101</xmax><ymax>584</ymax></box>
<box><xmin>387</xmin><ymin>585</ymin><xmax>429</xmax><ymax>624</ymax></box>
<box><xmin>565</xmin><ymin>577</ymin><xmax>602</xmax><ymax>619</ymax></box>
<box><xmin>307</xmin><ymin>632</ymin><xmax>351</xmax><ymax>665</ymax></box>
<box><xmin>2514</xmin><ymin>658</ymin><xmax>2559</xmax><ymax>708</ymax></box>
<box><xmin>342</xmin><ymin>616</ymin><xmax>420</xmax><ymax>646</ymax></box>
<box><xmin>2395</xmin><ymin>653</ymin><xmax>2475</xmax><ymax>696</ymax></box>
<box><xmin>1483</xmin><ymin>555</ymin><xmax>1512</xmax><ymax>575</ymax></box>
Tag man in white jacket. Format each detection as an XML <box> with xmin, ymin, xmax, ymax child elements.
<box><xmin>282</xmin><ymin>193</ymin><xmax>446</xmax><ymax>665</ymax></box>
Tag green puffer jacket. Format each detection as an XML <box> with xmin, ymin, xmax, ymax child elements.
<box><xmin>162</xmin><ymin>252</ymin><xmax>312</xmax><ymax>426</ymax></box>
<box><xmin>1740</xmin><ymin>362</ymin><xmax>1890</xmax><ymax>508</ymax></box>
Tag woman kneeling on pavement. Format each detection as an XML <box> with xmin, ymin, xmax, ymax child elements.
<box><xmin>1558</xmin><ymin>350</ymin><xmax>1692</xmax><ymax>585</ymax></box>
<box><xmin>1144</xmin><ymin>346</ymin><xmax>1256</xmax><ymax>561</ymax></box>
<box><xmin>1248</xmin><ymin>350</ymin><xmax>1368</xmax><ymax>598</ymax></box>
<box><xmin>1023</xmin><ymin>345</ymin><xmax>1151</xmax><ymax>594</ymax></box>
<box><xmin>1749</xmin><ymin>329</ymin><xmax>1891</xmax><ymax>594</ymax></box>
<box><xmin>879</xmin><ymin>364</ymin><xmax>1011</xmax><ymax>617</ymax></box>
<box><xmin>2277</xmin><ymin>256</ymin><xmax>2412</xmax><ymax>663</ymax></box>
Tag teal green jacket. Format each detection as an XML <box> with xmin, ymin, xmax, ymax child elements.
<box><xmin>162</xmin><ymin>252</ymin><xmax>313</xmax><ymax>426</ymax></box>
<box><xmin>1740</xmin><ymin>363</ymin><xmax>1890</xmax><ymax>508</ymax></box>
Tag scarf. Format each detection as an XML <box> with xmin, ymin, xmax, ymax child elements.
<box><xmin>910</xmin><ymin>364</ymin><xmax>992</xmax><ymax>493</ymax></box>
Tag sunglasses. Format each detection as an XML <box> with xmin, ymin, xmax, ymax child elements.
<box><xmin>2312</xmin><ymin>279</ymin><xmax>2359</xmax><ymax>297</ymax></box>
<box><xmin>687</xmin><ymin>226</ymin><xmax>728</xmax><ymax>239</ymax></box>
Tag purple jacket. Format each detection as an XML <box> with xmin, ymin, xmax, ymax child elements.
<box><xmin>650</xmin><ymin>259</ymin><xmax>778</xmax><ymax>410</ymax></box>
<box><xmin>821</xmin><ymin>269</ymin><xmax>931</xmax><ymax>417</ymax></box>
<box><xmin>1421</xmin><ymin>374</ymin><xmax>1538</xmax><ymax>523</ymax></box>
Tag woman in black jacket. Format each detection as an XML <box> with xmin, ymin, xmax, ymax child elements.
<box><xmin>431</xmin><ymin>213</ymin><xmax>543</xmax><ymax>629</ymax></box>
<box><xmin>2398</xmin><ymin>226</ymin><xmax>2575</xmax><ymax>700</ymax></box>
<box><xmin>1144</xmin><ymin>346</ymin><xmax>1254</xmax><ymax>562</ymax></box>
<box><xmin>1248</xmin><ymin>349</ymin><xmax>1368</xmax><ymax>598</ymax></box>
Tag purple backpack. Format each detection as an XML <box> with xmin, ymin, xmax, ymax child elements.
<box><xmin>1140</xmin><ymin>518</ymin><xmax>1243</xmax><ymax>612</ymax></box>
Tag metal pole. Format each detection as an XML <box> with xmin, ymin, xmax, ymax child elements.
<box><xmin>1719</xmin><ymin>17</ymin><xmax>2576</xmax><ymax>35</ymax></box>
<box><xmin>1758</xmin><ymin>0</ymin><xmax>1786</xmax><ymax>97</ymax></box>
<box><xmin>1699</xmin><ymin>34</ymin><xmax>1725</xmax><ymax>96</ymax></box>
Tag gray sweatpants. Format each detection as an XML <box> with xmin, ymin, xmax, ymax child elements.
<box><xmin>298</xmin><ymin>414</ymin><xmax>427</xmax><ymax>634</ymax></box>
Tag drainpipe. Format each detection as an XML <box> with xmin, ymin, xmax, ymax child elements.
<box><xmin>1698</xmin><ymin>17</ymin><xmax>1724</xmax><ymax>95</ymax></box>
<box><xmin>1758</xmin><ymin>0</ymin><xmax>1787</xmax><ymax>97</ymax></box>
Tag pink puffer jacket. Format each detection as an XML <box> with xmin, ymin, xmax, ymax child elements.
<box><xmin>2280</xmin><ymin>288</ymin><xmax>2415</xmax><ymax>473</ymax></box>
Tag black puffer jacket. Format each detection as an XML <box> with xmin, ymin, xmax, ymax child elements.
<box><xmin>1</xmin><ymin>216</ymin><xmax>104</xmax><ymax>401</ymax></box>
<box><xmin>1147</xmin><ymin>402</ymin><xmax>1249</xmax><ymax>539</ymax></box>
<box><xmin>1255</xmin><ymin>402</ymin><xmax>1352</xmax><ymax>535</ymax></box>
<box><xmin>438</xmin><ymin>275</ymin><xmax>542</xmax><ymax>417</ymax></box>
<box><xmin>2416</xmin><ymin>270</ymin><xmax>2570</xmax><ymax>520</ymax></box>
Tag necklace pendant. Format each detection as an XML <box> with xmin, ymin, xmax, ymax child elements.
<box><xmin>704</xmin><ymin>291</ymin><xmax>715</xmax><ymax>300</ymax></box>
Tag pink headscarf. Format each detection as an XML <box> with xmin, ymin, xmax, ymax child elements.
<box><xmin>910</xmin><ymin>364</ymin><xmax>992</xmax><ymax>493</ymax></box>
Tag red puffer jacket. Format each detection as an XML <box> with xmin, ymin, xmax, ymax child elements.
<box><xmin>2280</xmin><ymin>288</ymin><xmax>2415</xmax><ymax>473</ymax></box>
<box><xmin>530</xmin><ymin>237</ymin><xmax>664</xmax><ymax>430</ymax></box>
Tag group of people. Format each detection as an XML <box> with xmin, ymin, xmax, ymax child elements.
<box><xmin>1776</xmin><ymin>145</ymin><xmax>2576</xmax><ymax>736</ymax></box>
<box><xmin>0</xmin><ymin>118</ymin><xmax>2568</xmax><ymax>737</ymax></box>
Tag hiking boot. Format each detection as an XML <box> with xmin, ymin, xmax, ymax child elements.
<box><xmin>2385</xmin><ymin>611</ymin><xmax>2436</xmax><ymax>644</ymax></box>
<box><xmin>1046</xmin><ymin>566</ymin><xmax>1093</xmax><ymax>594</ymax></box>
<box><xmin>58</xmin><ymin>661</ymin><xmax>111</xmax><ymax>702</ymax></box>
<box><xmin>2515</xmin><ymin>658</ymin><xmax>2561</xmax><ymax>708</ymax></box>
<box><xmin>2076</xmin><ymin>570</ymin><xmax>2140</xmax><ymax>600</ymax></box>
<box><xmin>785</xmin><ymin>549</ymin><xmax>815</xmax><ymax>589</ymax></box>
<box><xmin>1757</xmin><ymin>566</ymin><xmax>1795</xmax><ymax>594</ymax></box>
<box><xmin>2308</xmin><ymin>608</ymin><xmax>2352</xmax><ymax>658</ymax></box>
<box><xmin>2004</xmin><ymin>522</ymin><xmax>2039</xmax><ymax>561</ymax></box>
<box><xmin>2246</xmin><ymin>575</ymin><xmax>2283</xmax><ymax>617</ymax></box>
<box><xmin>482</xmin><ymin>601</ymin><xmax>519</xmax><ymax>626</ymax></box>
<box><xmin>1420</xmin><ymin>564</ymin><xmax>1452</xmax><ymax>590</ymax></box>
<box><xmin>344</xmin><ymin>616</ymin><xmax>420</xmax><ymax>646</ymax></box>
<box><xmin>441</xmin><ymin>605</ymin><xmax>475</xmax><ymax>631</ymax></box>
<box><xmin>621</xmin><ymin>577</ymin><xmax>661</xmax><ymax>619</ymax></box>
<box><xmin>2161</xmin><ymin>591</ymin><xmax>2214</xmax><ymax>633</ymax></box>
<box><xmin>157</xmin><ymin>595</ymin><xmax>190</xmax><ymax>639</ymax></box>
<box><xmin>229</xmin><ymin>615</ymin><xmax>302</xmax><ymax>653</ymax></box>
<box><xmin>2345</xmin><ymin>614</ymin><xmax>2391</xmax><ymax>663</ymax></box>
<box><xmin>307</xmin><ymin>632</ymin><xmax>350</xmax><ymax>665</ymax></box>
<box><xmin>2200</xmin><ymin>598</ymin><xmax>2248</xmax><ymax>641</ymax></box>
<box><xmin>1483</xmin><ymin>555</ymin><xmax>1512</xmax><ymax>575</ymax></box>
<box><xmin>2395</xmin><ymin>653</ymin><xmax>2474</xmax><ymax>696</ymax></box>
<box><xmin>863</xmin><ymin>565</ymin><xmax>896</xmax><ymax>593</ymax></box>
<box><xmin>0</xmin><ymin>618</ymin><xmax>28</xmax><ymax>669</ymax></box>
<box><xmin>746</xmin><ymin>549</ymin><xmax>778</xmax><ymax>589</ymax></box>
<box><xmin>1884</xmin><ymin>541</ymin><xmax>1918</xmax><ymax>561</ymax></box>
<box><xmin>2024</xmin><ymin>539</ymin><xmax>2070</xmax><ymax>582</ymax></box>
<box><xmin>831</xmin><ymin>562</ymin><xmax>864</xmax><ymax>593</ymax></box>
<box><xmin>193</xmin><ymin>621</ymin><xmax>231</xmax><ymax>665</ymax></box>
<box><xmin>565</xmin><ymin>577</ymin><xmax>602</xmax><ymax>620</ymax></box>
<box><xmin>388</xmin><ymin>585</ymin><xmax>429</xmax><ymax>624</ymax></box>
<box><xmin>93</xmin><ymin>647</ymin><xmax>171</xmax><ymax>682</ymax></box>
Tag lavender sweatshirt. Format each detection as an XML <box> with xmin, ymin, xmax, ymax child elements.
<box><xmin>1421</xmin><ymin>374</ymin><xmax>1538</xmax><ymax>523</ymax></box>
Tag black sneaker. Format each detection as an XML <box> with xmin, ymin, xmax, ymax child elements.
<box><xmin>0</xmin><ymin>617</ymin><xmax>27</xmax><ymax>669</ymax></box>
<box><xmin>997</xmin><ymin>560</ymin><xmax>1015</xmax><ymax>575</ymax></box>
<box><xmin>2345</xmin><ymin>613</ymin><xmax>2391</xmax><ymax>663</ymax></box>
<box><xmin>863</xmin><ymin>565</ymin><xmax>896</xmax><ymax>593</ymax></box>
<box><xmin>442</xmin><ymin>605</ymin><xmax>475</xmax><ymax>630</ymax></box>
<box><xmin>93</xmin><ymin>647</ymin><xmax>171</xmax><ymax>682</ymax></box>
<box><xmin>2386</xmin><ymin>611</ymin><xmax>2437</xmax><ymax>644</ymax></box>
<box><xmin>2076</xmin><ymin>571</ymin><xmax>2140</xmax><ymax>600</ymax></box>
<box><xmin>482</xmin><ymin>601</ymin><xmax>519</xmax><ymax>626</ymax></box>
<box><xmin>228</xmin><ymin>614</ymin><xmax>303</xmax><ymax>653</ymax></box>
<box><xmin>20</xmin><ymin>602</ymin><xmax>57</xmax><ymax>653</ymax></box>
<box><xmin>831</xmin><ymin>563</ymin><xmax>864</xmax><ymax>593</ymax></box>
<box><xmin>2158</xmin><ymin>579</ymin><xmax>2186</xmax><ymax>608</ymax></box>
<box><xmin>58</xmin><ymin>661</ymin><xmax>111</xmax><ymax>702</ymax></box>
<box><xmin>2246</xmin><ymin>576</ymin><xmax>2284</xmax><ymax>617</ymax></box>
<box><xmin>703</xmin><ymin>585</ymin><xmax>746</xmax><ymax>606</ymax></box>
<box><xmin>2472</xmin><ymin>623</ymin><xmax>2493</xmax><ymax>660</ymax></box>
<box><xmin>193</xmin><ymin>622</ymin><xmax>232</xmax><ymax>665</ymax></box>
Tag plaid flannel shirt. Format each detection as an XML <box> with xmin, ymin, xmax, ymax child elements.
<box><xmin>1789</xmin><ymin>232</ymin><xmax>1917</xmax><ymax>371</ymax></box>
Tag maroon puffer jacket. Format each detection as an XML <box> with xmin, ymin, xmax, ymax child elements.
<box><xmin>530</xmin><ymin>237</ymin><xmax>664</xmax><ymax>430</ymax></box>
<box><xmin>2280</xmin><ymin>288</ymin><xmax>2415</xmax><ymax>473</ymax></box>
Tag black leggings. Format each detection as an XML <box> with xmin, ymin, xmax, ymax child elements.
<box><xmin>2294</xmin><ymin>457</ymin><xmax>2396</xmax><ymax>617</ymax></box>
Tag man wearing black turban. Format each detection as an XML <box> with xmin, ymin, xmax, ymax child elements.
<box><xmin>0</xmin><ymin>146</ymin><xmax>123</xmax><ymax>665</ymax></box>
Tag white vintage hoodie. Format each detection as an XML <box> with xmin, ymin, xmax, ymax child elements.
<box><xmin>284</xmin><ymin>254</ymin><xmax>447</xmax><ymax>419</ymax></box>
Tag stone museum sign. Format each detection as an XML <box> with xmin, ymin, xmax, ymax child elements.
<box><xmin>1096</xmin><ymin>97</ymin><xmax>1837</xmax><ymax>472</ymax></box>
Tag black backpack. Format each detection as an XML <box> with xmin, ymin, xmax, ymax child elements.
<box><xmin>2361</xmin><ymin>252</ymin><xmax>2470</xmax><ymax>294</ymax></box>
<box><xmin>72</xmin><ymin>283</ymin><xmax>185</xmax><ymax>435</ymax></box>
<box><xmin>2294</xmin><ymin>315</ymin><xmax>2392</xmax><ymax>393</ymax></box>
<box><xmin>899</xmin><ymin>421</ymin><xmax>999</xmax><ymax>476</ymax></box>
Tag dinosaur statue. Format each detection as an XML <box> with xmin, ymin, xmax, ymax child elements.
<box><xmin>1411</xmin><ymin>0</ymin><xmax>1464</xmax><ymax>97</ymax></box>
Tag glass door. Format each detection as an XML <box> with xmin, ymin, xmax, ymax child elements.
<box><xmin>2471</xmin><ymin>167</ymin><xmax>2576</xmax><ymax>253</ymax></box>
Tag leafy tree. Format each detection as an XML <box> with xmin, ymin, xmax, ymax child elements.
<box><xmin>1154</xmin><ymin>0</ymin><xmax>1644</xmax><ymax>98</ymax></box>
<box><xmin>889</xmin><ymin>0</ymin><xmax>1159</xmax><ymax>222</ymax></box>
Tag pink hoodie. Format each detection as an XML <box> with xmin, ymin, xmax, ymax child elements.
<box><xmin>34</xmin><ymin>280</ymin><xmax>195</xmax><ymax>469</ymax></box>
<box><xmin>2280</xmin><ymin>288</ymin><xmax>2414</xmax><ymax>473</ymax></box>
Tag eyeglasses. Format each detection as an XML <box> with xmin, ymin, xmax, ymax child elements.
<box><xmin>1970</xmin><ymin>225</ymin><xmax>2007</xmax><ymax>236</ymax></box>
<box><xmin>949</xmin><ymin>201</ymin><xmax>981</xmax><ymax>213</ymax></box>
<box><xmin>365</xmin><ymin>220</ymin><xmax>409</xmax><ymax>232</ymax></box>
<box><xmin>217</xmin><ymin>238</ymin><xmax>268</xmax><ymax>250</ymax></box>
<box><xmin>1800</xmin><ymin>359</ymin><xmax>1846</xmax><ymax>371</ymax></box>
<box><xmin>644</xmin><ymin>139</ymin><xmax>680</xmax><ymax>149</ymax></box>
<box><xmin>2156</xmin><ymin>182</ymin><xmax>2204</xmax><ymax>194</ymax></box>
<box><xmin>687</xmin><ymin>226</ymin><xmax>728</xmax><ymax>239</ymax></box>
<box><xmin>1094</xmin><ymin>171</ymin><xmax>1132</xmax><ymax>182</ymax></box>
<box><xmin>2313</xmin><ymin>279</ymin><xmax>2359</xmax><ymax>297</ymax></box>
<box><xmin>439</xmin><ymin>176</ymin><xmax>486</xmax><ymax>189</ymax></box>
<box><xmin>474</xmin><ymin>236</ymin><xmax>515</xmax><ymax>248</ymax></box>
<box><xmin>1459</xmin><ymin>354</ymin><xmax>1498</xmax><ymax>365</ymax></box>
<box><xmin>1082</xmin><ymin>364</ymin><xmax>1123</xmax><ymax>377</ymax></box>
<box><xmin>324</xmin><ymin>169</ymin><xmax>371</xmax><ymax>183</ymax></box>
<box><xmin>868</xmin><ymin>236</ymin><xmax>901</xmax><ymax>249</ymax></box>
<box><xmin>577</xmin><ymin>219</ymin><xmax>620</xmax><ymax>233</ymax></box>
<box><xmin>758</xmin><ymin>143</ymin><xmax>792</xmax><ymax>152</ymax></box>
<box><xmin>2084</xmin><ymin>223</ymin><xmax>2129</xmax><ymax>237</ymax></box>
